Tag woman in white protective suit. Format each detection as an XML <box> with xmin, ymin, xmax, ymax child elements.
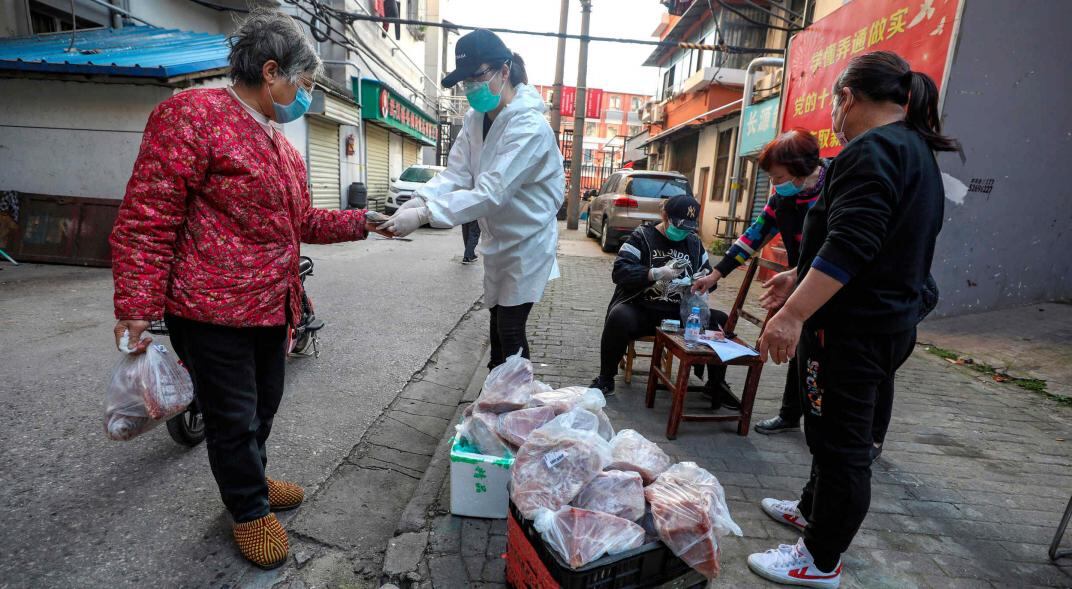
<box><xmin>382</xmin><ymin>29</ymin><xmax>565</xmax><ymax>369</ymax></box>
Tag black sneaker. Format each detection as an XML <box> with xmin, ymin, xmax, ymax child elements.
<box><xmin>754</xmin><ymin>415</ymin><xmax>800</xmax><ymax>435</ymax></box>
<box><xmin>590</xmin><ymin>375</ymin><xmax>616</xmax><ymax>397</ymax></box>
<box><xmin>703</xmin><ymin>380</ymin><xmax>740</xmax><ymax>410</ymax></box>
<box><xmin>461</xmin><ymin>257</ymin><xmax>474</xmax><ymax>265</ymax></box>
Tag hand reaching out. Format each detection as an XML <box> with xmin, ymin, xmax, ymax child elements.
<box><xmin>691</xmin><ymin>270</ymin><xmax>722</xmax><ymax>293</ymax></box>
<box><xmin>759</xmin><ymin>269</ymin><xmax>797</xmax><ymax>312</ymax></box>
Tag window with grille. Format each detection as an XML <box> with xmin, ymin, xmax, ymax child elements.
<box><xmin>711</xmin><ymin>128</ymin><xmax>734</xmax><ymax>201</ymax></box>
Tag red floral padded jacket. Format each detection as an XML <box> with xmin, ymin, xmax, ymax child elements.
<box><xmin>111</xmin><ymin>88</ymin><xmax>367</xmax><ymax>327</ymax></box>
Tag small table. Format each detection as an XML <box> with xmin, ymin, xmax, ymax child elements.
<box><xmin>645</xmin><ymin>328</ymin><xmax>763</xmax><ymax>439</ymax></box>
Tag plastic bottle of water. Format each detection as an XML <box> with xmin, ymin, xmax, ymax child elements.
<box><xmin>685</xmin><ymin>306</ymin><xmax>702</xmax><ymax>348</ymax></box>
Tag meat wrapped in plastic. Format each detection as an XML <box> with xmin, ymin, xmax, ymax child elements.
<box><xmin>571</xmin><ymin>469</ymin><xmax>645</xmax><ymax>522</ymax></box>
<box><xmin>104</xmin><ymin>337</ymin><xmax>194</xmax><ymax>441</ymax></box>
<box><xmin>510</xmin><ymin>409</ymin><xmax>613</xmax><ymax>519</ymax></box>
<box><xmin>594</xmin><ymin>409</ymin><xmax>614</xmax><ymax>441</ymax></box>
<box><xmin>497</xmin><ymin>406</ymin><xmax>557</xmax><ymax>448</ymax></box>
<box><xmin>532</xmin><ymin>507</ymin><xmax>645</xmax><ymax>569</ymax></box>
<box><xmin>456</xmin><ymin>411</ymin><xmax>512</xmax><ymax>457</ymax></box>
<box><xmin>644</xmin><ymin>462</ymin><xmax>743</xmax><ymax>579</ymax></box>
<box><xmin>474</xmin><ymin>350</ymin><xmax>534</xmax><ymax>413</ymax></box>
<box><xmin>607</xmin><ymin>429</ymin><xmax>672</xmax><ymax>483</ymax></box>
<box><xmin>531</xmin><ymin>386</ymin><xmax>605</xmax><ymax>414</ymax></box>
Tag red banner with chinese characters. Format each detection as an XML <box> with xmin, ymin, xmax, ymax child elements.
<box><xmin>559</xmin><ymin>86</ymin><xmax>603</xmax><ymax>119</ymax></box>
<box><xmin>585</xmin><ymin>88</ymin><xmax>604</xmax><ymax>119</ymax></box>
<box><xmin>781</xmin><ymin>0</ymin><xmax>962</xmax><ymax>157</ymax></box>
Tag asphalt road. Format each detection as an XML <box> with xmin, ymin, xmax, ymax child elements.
<box><xmin>0</xmin><ymin>226</ymin><xmax>483</xmax><ymax>588</ymax></box>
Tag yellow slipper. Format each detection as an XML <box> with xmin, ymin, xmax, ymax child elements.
<box><xmin>267</xmin><ymin>478</ymin><xmax>305</xmax><ymax>512</ymax></box>
<box><xmin>233</xmin><ymin>513</ymin><xmax>289</xmax><ymax>570</ymax></box>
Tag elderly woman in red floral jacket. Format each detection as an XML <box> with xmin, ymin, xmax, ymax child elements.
<box><xmin>109</xmin><ymin>10</ymin><xmax>389</xmax><ymax>569</ymax></box>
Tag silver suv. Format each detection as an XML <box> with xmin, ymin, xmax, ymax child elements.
<box><xmin>585</xmin><ymin>170</ymin><xmax>693</xmax><ymax>252</ymax></box>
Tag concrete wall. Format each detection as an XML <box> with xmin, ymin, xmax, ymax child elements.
<box><xmin>929</xmin><ymin>0</ymin><xmax>1072</xmax><ymax>316</ymax></box>
<box><xmin>0</xmin><ymin>79</ymin><xmax>172</xmax><ymax>198</ymax></box>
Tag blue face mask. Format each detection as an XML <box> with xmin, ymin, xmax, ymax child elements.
<box><xmin>464</xmin><ymin>70</ymin><xmax>504</xmax><ymax>113</ymax></box>
<box><xmin>665</xmin><ymin>224</ymin><xmax>691</xmax><ymax>242</ymax></box>
<box><xmin>774</xmin><ymin>179</ymin><xmax>803</xmax><ymax>197</ymax></box>
<box><xmin>271</xmin><ymin>84</ymin><xmax>312</xmax><ymax>124</ymax></box>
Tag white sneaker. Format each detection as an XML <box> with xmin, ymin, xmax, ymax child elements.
<box><xmin>761</xmin><ymin>498</ymin><xmax>808</xmax><ymax>531</ymax></box>
<box><xmin>747</xmin><ymin>538</ymin><xmax>842</xmax><ymax>588</ymax></box>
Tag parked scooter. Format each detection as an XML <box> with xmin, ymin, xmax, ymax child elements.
<box><xmin>148</xmin><ymin>255</ymin><xmax>324</xmax><ymax>446</ymax></box>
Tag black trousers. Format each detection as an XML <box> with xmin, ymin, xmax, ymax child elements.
<box><xmin>775</xmin><ymin>357</ymin><xmax>803</xmax><ymax>424</ymax></box>
<box><xmin>776</xmin><ymin>356</ymin><xmax>896</xmax><ymax>438</ymax></box>
<box><xmin>599</xmin><ymin>302</ymin><xmax>729</xmax><ymax>383</ymax></box>
<box><xmin>796</xmin><ymin>326</ymin><xmax>916</xmax><ymax>571</ymax></box>
<box><xmin>462</xmin><ymin>221</ymin><xmax>481</xmax><ymax>260</ymax></box>
<box><xmin>488</xmin><ymin>303</ymin><xmax>534</xmax><ymax>369</ymax></box>
<box><xmin>165</xmin><ymin>315</ymin><xmax>288</xmax><ymax>523</ymax></box>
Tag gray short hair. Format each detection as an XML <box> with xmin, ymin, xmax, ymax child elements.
<box><xmin>228</xmin><ymin>9</ymin><xmax>322</xmax><ymax>86</ymax></box>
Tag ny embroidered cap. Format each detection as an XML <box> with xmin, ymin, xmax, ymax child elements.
<box><xmin>665</xmin><ymin>194</ymin><xmax>701</xmax><ymax>232</ymax></box>
<box><xmin>442</xmin><ymin>29</ymin><xmax>512</xmax><ymax>88</ymax></box>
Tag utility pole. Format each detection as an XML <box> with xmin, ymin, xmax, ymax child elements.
<box><xmin>549</xmin><ymin>0</ymin><xmax>570</xmax><ymax>140</ymax></box>
<box><xmin>566</xmin><ymin>0</ymin><xmax>592</xmax><ymax>231</ymax></box>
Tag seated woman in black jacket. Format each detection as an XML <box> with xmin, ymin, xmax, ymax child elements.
<box><xmin>589</xmin><ymin>194</ymin><xmax>737</xmax><ymax>408</ymax></box>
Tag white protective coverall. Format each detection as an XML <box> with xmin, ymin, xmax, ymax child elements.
<box><xmin>416</xmin><ymin>84</ymin><xmax>565</xmax><ymax>308</ymax></box>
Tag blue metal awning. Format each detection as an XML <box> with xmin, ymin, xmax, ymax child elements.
<box><xmin>0</xmin><ymin>26</ymin><xmax>229</xmax><ymax>79</ymax></box>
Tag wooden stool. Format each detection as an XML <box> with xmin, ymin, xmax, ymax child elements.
<box><xmin>645</xmin><ymin>329</ymin><xmax>763</xmax><ymax>438</ymax></box>
<box><xmin>644</xmin><ymin>256</ymin><xmax>787</xmax><ymax>439</ymax></box>
<box><xmin>619</xmin><ymin>336</ymin><xmax>655</xmax><ymax>384</ymax></box>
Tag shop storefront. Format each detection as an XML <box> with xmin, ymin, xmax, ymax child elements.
<box><xmin>356</xmin><ymin>79</ymin><xmax>437</xmax><ymax>212</ymax></box>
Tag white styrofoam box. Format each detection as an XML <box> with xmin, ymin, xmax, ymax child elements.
<box><xmin>449</xmin><ymin>436</ymin><xmax>514</xmax><ymax>519</ymax></box>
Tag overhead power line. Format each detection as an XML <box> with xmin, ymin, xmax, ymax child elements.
<box><xmin>716</xmin><ymin>0</ymin><xmax>801</xmax><ymax>33</ymax></box>
<box><xmin>316</xmin><ymin>8</ymin><xmax>785</xmax><ymax>55</ymax></box>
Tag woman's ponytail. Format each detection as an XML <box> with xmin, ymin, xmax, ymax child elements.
<box><xmin>835</xmin><ymin>51</ymin><xmax>959</xmax><ymax>153</ymax></box>
<box><xmin>906</xmin><ymin>70</ymin><xmax>959</xmax><ymax>152</ymax></box>
<box><xmin>508</xmin><ymin>52</ymin><xmax>528</xmax><ymax>86</ymax></box>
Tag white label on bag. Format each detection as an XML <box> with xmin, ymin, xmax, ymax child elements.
<box><xmin>544</xmin><ymin>450</ymin><xmax>567</xmax><ymax>468</ymax></box>
<box><xmin>154</xmin><ymin>344</ymin><xmax>167</xmax><ymax>354</ymax></box>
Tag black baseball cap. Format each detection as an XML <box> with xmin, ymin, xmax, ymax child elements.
<box><xmin>442</xmin><ymin>29</ymin><xmax>512</xmax><ymax>89</ymax></box>
<box><xmin>665</xmin><ymin>194</ymin><xmax>701</xmax><ymax>232</ymax></box>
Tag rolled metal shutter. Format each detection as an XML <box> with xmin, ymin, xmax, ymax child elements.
<box><xmin>749</xmin><ymin>168</ymin><xmax>771</xmax><ymax>223</ymax></box>
<box><xmin>365</xmin><ymin>124</ymin><xmax>390</xmax><ymax>212</ymax></box>
<box><xmin>404</xmin><ymin>138</ymin><xmax>421</xmax><ymax>168</ymax></box>
<box><xmin>308</xmin><ymin>118</ymin><xmax>341</xmax><ymax>210</ymax></box>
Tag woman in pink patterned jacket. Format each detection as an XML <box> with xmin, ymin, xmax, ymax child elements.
<box><xmin>109</xmin><ymin>10</ymin><xmax>390</xmax><ymax>569</ymax></box>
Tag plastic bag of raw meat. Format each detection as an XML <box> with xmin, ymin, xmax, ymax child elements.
<box><xmin>475</xmin><ymin>350</ymin><xmax>534</xmax><ymax>413</ymax></box>
<box><xmin>571</xmin><ymin>469</ymin><xmax>645</xmax><ymax>522</ymax></box>
<box><xmin>607</xmin><ymin>429</ymin><xmax>672</xmax><ymax>483</ymax></box>
<box><xmin>510</xmin><ymin>408</ymin><xmax>613</xmax><ymax>519</ymax></box>
<box><xmin>456</xmin><ymin>411</ymin><xmax>512</xmax><ymax>457</ymax></box>
<box><xmin>531</xmin><ymin>386</ymin><xmax>606</xmax><ymax>414</ymax></box>
<box><xmin>104</xmin><ymin>332</ymin><xmax>194</xmax><ymax>441</ymax></box>
<box><xmin>532</xmin><ymin>507</ymin><xmax>646</xmax><ymax>569</ymax></box>
<box><xmin>497</xmin><ymin>406</ymin><xmax>557</xmax><ymax>448</ymax></box>
<box><xmin>644</xmin><ymin>462</ymin><xmax>743</xmax><ymax>579</ymax></box>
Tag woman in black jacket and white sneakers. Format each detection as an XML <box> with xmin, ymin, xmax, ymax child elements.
<box><xmin>589</xmin><ymin>194</ymin><xmax>736</xmax><ymax>408</ymax></box>
<box><xmin>746</xmin><ymin>51</ymin><xmax>958</xmax><ymax>587</ymax></box>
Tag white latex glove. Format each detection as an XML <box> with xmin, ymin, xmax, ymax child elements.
<box><xmin>649</xmin><ymin>265</ymin><xmax>686</xmax><ymax>282</ymax></box>
<box><xmin>397</xmin><ymin>195</ymin><xmax>426</xmax><ymax>211</ymax></box>
<box><xmin>381</xmin><ymin>206</ymin><xmax>430</xmax><ymax>237</ymax></box>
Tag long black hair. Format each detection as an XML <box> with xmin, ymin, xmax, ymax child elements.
<box><xmin>835</xmin><ymin>51</ymin><xmax>958</xmax><ymax>152</ymax></box>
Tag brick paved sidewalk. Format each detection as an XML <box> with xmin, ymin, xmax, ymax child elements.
<box><xmin>416</xmin><ymin>230</ymin><xmax>1072</xmax><ymax>588</ymax></box>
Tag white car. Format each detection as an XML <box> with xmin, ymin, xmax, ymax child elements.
<box><xmin>385</xmin><ymin>164</ymin><xmax>446</xmax><ymax>213</ymax></box>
